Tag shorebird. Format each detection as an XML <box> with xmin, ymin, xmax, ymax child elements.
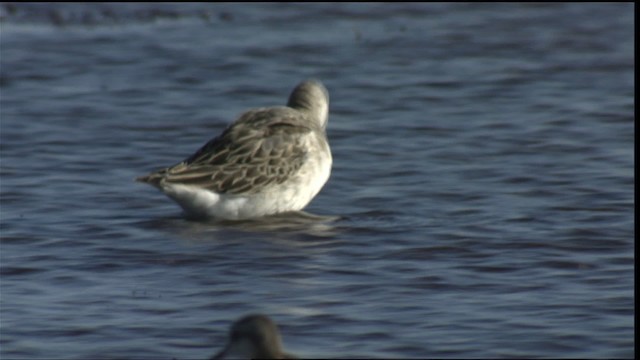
<box><xmin>136</xmin><ymin>79</ymin><xmax>331</xmax><ymax>220</ymax></box>
<box><xmin>210</xmin><ymin>314</ymin><xmax>296</xmax><ymax>359</ymax></box>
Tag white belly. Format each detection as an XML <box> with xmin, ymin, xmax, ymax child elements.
<box><xmin>160</xmin><ymin>149</ymin><xmax>331</xmax><ymax>220</ymax></box>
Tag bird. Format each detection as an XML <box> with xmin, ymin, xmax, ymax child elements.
<box><xmin>136</xmin><ymin>79</ymin><xmax>332</xmax><ymax>220</ymax></box>
<box><xmin>210</xmin><ymin>314</ymin><xmax>296</xmax><ymax>359</ymax></box>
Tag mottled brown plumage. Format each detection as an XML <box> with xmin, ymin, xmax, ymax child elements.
<box><xmin>138</xmin><ymin>108</ymin><xmax>314</xmax><ymax>195</ymax></box>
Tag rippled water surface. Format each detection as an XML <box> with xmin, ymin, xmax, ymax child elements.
<box><xmin>0</xmin><ymin>3</ymin><xmax>634</xmax><ymax>359</ymax></box>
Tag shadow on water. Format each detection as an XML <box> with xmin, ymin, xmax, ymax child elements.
<box><xmin>197</xmin><ymin>211</ymin><xmax>342</xmax><ymax>237</ymax></box>
<box><xmin>135</xmin><ymin>211</ymin><xmax>343</xmax><ymax>241</ymax></box>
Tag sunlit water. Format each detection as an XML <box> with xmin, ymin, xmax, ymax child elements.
<box><xmin>0</xmin><ymin>3</ymin><xmax>634</xmax><ymax>359</ymax></box>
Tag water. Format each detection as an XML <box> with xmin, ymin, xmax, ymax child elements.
<box><xmin>0</xmin><ymin>3</ymin><xmax>634</xmax><ymax>359</ymax></box>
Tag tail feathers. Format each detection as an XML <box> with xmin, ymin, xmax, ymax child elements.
<box><xmin>135</xmin><ymin>172</ymin><xmax>164</xmax><ymax>188</ymax></box>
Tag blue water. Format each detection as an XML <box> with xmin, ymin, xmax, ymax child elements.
<box><xmin>0</xmin><ymin>3</ymin><xmax>634</xmax><ymax>359</ymax></box>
